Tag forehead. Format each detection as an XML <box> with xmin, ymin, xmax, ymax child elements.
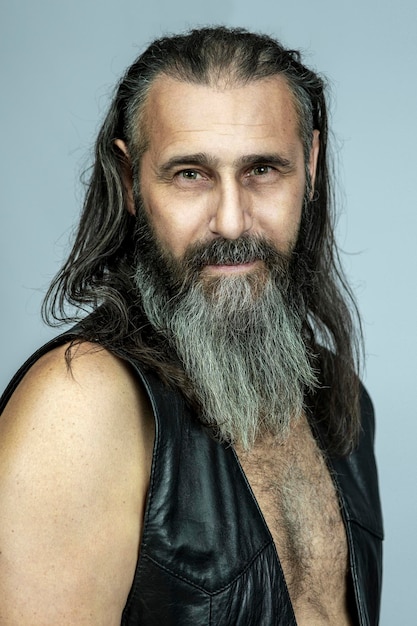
<box><xmin>140</xmin><ymin>75</ymin><xmax>303</xmax><ymax>162</ymax></box>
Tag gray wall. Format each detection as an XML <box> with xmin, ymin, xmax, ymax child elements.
<box><xmin>1</xmin><ymin>1</ymin><xmax>416</xmax><ymax>622</ymax></box>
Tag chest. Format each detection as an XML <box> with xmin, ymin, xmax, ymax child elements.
<box><xmin>236</xmin><ymin>417</ymin><xmax>353</xmax><ymax>624</ymax></box>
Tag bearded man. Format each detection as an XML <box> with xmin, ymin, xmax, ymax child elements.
<box><xmin>0</xmin><ymin>27</ymin><xmax>383</xmax><ymax>625</ymax></box>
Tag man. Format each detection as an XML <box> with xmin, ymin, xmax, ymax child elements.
<box><xmin>0</xmin><ymin>27</ymin><xmax>382</xmax><ymax>624</ymax></box>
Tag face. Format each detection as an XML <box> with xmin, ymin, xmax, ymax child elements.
<box><xmin>120</xmin><ymin>76</ymin><xmax>319</xmax><ymax>446</ymax></box>
<box><xmin>120</xmin><ymin>75</ymin><xmax>319</xmax><ymax>279</ymax></box>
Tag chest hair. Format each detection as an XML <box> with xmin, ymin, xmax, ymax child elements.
<box><xmin>235</xmin><ymin>414</ymin><xmax>351</xmax><ymax>622</ymax></box>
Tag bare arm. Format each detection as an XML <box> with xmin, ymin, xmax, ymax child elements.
<box><xmin>0</xmin><ymin>343</ymin><xmax>154</xmax><ymax>625</ymax></box>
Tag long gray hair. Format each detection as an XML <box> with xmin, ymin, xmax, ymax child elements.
<box><xmin>43</xmin><ymin>26</ymin><xmax>362</xmax><ymax>456</ymax></box>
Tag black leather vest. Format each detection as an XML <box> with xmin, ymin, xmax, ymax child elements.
<box><xmin>0</xmin><ymin>334</ymin><xmax>383</xmax><ymax>625</ymax></box>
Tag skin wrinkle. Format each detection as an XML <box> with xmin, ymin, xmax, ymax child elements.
<box><xmin>125</xmin><ymin>79</ymin><xmax>321</xmax><ymax>451</ymax></box>
<box><xmin>156</xmin><ymin>153</ymin><xmax>294</xmax><ymax>179</ymax></box>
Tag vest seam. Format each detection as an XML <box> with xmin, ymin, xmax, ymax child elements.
<box><xmin>343</xmin><ymin>512</ymin><xmax>367</xmax><ymax>626</ymax></box>
<box><xmin>140</xmin><ymin>538</ymin><xmax>274</xmax><ymax>595</ymax></box>
<box><xmin>328</xmin><ymin>456</ymin><xmax>368</xmax><ymax>626</ymax></box>
<box><xmin>344</xmin><ymin>516</ymin><xmax>384</xmax><ymax>539</ymax></box>
<box><xmin>128</xmin><ymin>363</ymin><xmax>162</xmax><ymax>551</ymax></box>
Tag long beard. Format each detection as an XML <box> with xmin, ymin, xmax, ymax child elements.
<box><xmin>133</xmin><ymin>208</ymin><xmax>317</xmax><ymax>449</ymax></box>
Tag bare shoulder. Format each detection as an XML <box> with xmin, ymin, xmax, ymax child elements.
<box><xmin>0</xmin><ymin>342</ymin><xmax>154</xmax><ymax>624</ymax></box>
<box><xmin>3</xmin><ymin>339</ymin><xmax>150</xmax><ymax>413</ymax></box>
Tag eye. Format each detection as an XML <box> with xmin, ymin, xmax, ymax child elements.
<box><xmin>174</xmin><ymin>168</ymin><xmax>211</xmax><ymax>189</ymax></box>
<box><xmin>252</xmin><ymin>165</ymin><xmax>273</xmax><ymax>176</ymax></box>
<box><xmin>178</xmin><ymin>169</ymin><xmax>202</xmax><ymax>180</ymax></box>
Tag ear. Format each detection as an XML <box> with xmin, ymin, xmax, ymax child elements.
<box><xmin>114</xmin><ymin>139</ymin><xmax>135</xmax><ymax>216</ymax></box>
<box><xmin>308</xmin><ymin>130</ymin><xmax>320</xmax><ymax>199</ymax></box>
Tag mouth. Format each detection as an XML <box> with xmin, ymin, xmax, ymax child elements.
<box><xmin>202</xmin><ymin>260</ymin><xmax>263</xmax><ymax>275</ymax></box>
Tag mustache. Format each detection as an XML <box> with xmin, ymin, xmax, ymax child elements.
<box><xmin>181</xmin><ymin>235</ymin><xmax>292</xmax><ymax>273</ymax></box>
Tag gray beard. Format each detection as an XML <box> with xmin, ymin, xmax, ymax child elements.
<box><xmin>133</xmin><ymin>213</ymin><xmax>317</xmax><ymax>449</ymax></box>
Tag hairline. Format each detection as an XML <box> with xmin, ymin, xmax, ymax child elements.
<box><xmin>127</xmin><ymin>70</ymin><xmax>315</xmax><ymax>174</ymax></box>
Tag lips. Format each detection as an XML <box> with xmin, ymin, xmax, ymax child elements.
<box><xmin>203</xmin><ymin>260</ymin><xmax>262</xmax><ymax>274</ymax></box>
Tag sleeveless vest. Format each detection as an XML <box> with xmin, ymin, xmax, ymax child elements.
<box><xmin>0</xmin><ymin>332</ymin><xmax>383</xmax><ymax>625</ymax></box>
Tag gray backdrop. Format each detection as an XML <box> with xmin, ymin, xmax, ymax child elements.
<box><xmin>1</xmin><ymin>1</ymin><xmax>416</xmax><ymax>622</ymax></box>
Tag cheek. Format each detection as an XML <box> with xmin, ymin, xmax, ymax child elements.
<box><xmin>259</xmin><ymin>196</ymin><xmax>304</xmax><ymax>251</ymax></box>
<box><xmin>146</xmin><ymin>202</ymin><xmax>203</xmax><ymax>260</ymax></box>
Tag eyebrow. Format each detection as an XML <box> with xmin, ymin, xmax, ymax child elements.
<box><xmin>157</xmin><ymin>151</ymin><xmax>294</xmax><ymax>177</ymax></box>
<box><xmin>235</xmin><ymin>153</ymin><xmax>293</xmax><ymax>170</ymax></box>
<box><xmin>158</xmin><ymin>153</ymin><xmax>219</xmax><ymax>177</ymax></box>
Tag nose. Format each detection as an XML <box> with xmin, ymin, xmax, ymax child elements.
<box><xmin>209</xmin><ymin>181</ymin><xmax>253</xmax><ymax>240</ymax></box>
